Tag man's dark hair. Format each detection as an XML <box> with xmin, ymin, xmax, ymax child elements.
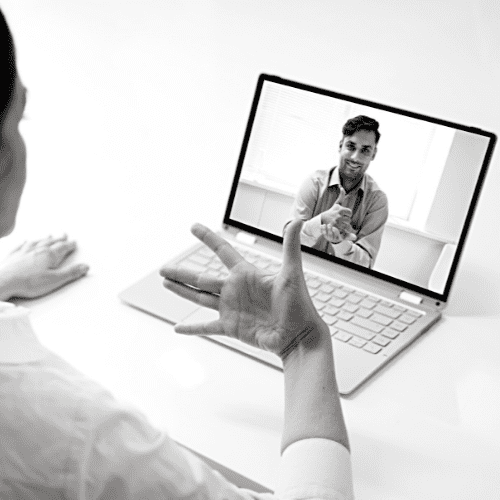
<box><xmin>0</xmin><ymin>8</ymin><xmax>17</xmax><ymax>139</ymax></box>
<box><xmin>342</xmin><ymin>115</ymin><xmax>381</xmax><ymax>144</ymax></box>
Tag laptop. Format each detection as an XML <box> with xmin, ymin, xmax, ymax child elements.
<box><xmin>119</xmin><ymin>74</ymin><xmax>496</xmax><ymax>395</ymax></box>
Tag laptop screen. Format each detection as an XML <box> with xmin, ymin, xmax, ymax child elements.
<box><xmin>224</xmin><ymin>74</ymin><xmax>496</xmax><ymax>303</ymax></box>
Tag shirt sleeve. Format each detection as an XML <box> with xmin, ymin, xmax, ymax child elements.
<box><xmin>332</xmin><ymin>192</ymin><xmax>389</xmax><ymax>268</ymax></box>
<box><xmin>78</xmin><ymin>398</ymin><xmax>354</xmax><ymax>500</ymax></box>
<box><xmin>284</xmin><ymin>173</ymin><xmax>323</xmax><ymax>247</ymax></box>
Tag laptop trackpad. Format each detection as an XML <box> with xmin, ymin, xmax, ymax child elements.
<box><xmin>119</xmin><ymin>269</ymin><xmax>201</xmax><ymax>325</ymax></box>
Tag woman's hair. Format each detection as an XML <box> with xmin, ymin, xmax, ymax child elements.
<box><xmin>0</xmin><ymin>8</ymin><xmax>17</xmax><ymax>133</ymax></box>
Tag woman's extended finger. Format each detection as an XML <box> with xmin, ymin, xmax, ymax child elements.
<box><xmin>190</xmin><ymin>223</ymin><xmax>244</xmax><ymax>270</ymax></box>
<box><xmin>174</xmin><ymin>319</ymin><xmax>224</xmax><ymax>336</ymax></box>
<box><xmin>162</xmin><ymin>279</ymin><xmax>220</xmax><ymax>310</ymax></box>
<box><xmin>159</xmin><ymin>265</ymin><xmax>223</xmax><ymax>295</ymax></box>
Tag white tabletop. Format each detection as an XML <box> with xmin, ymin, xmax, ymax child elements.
<box><xmin>1</xmin><ymin>1</ymin><xmax>500</xmax><ymax>498</ymax></box>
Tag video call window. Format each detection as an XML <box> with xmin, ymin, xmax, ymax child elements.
<box><xmin>229</xmin><ymin>80</ymin><xmax>491</xmax><ymax>295</ymax></box>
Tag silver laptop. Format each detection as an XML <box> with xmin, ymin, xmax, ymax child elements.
<box><xmin>119</xmin><ymin>74</ymin><xmax>496</xmax><ymax>395</ymax></box>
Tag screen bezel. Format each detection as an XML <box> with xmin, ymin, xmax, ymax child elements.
<box><xmin>223</xmin><ymin>74</ymin><xmax>497</xmax><ymax>303</ymax></box>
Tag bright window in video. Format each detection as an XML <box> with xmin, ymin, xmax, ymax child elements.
<box><xmin>241</xmin><ymin>82</ymin><xmax>455</xmax><ymax>225</ymax></box>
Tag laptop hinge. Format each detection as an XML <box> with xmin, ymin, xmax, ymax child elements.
<box><xmin>399</xmin><ymin>290</ymin><xmax>423</xmax><ymax>305</ymax></box>
<box><xmin>236</xmin><ymin>231</ymin><xmax>257</xmax><ymax>246</ymax></box>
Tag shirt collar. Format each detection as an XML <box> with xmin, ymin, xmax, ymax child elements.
<box><xmin>0</xmin><ymin>302</ymin><xmax>50</xmax><ymax>364</ymax></box>
<box><xmin>330</xmin><ymin>166</ymin><xmax>367</xmax><ymax>194</ymax></box>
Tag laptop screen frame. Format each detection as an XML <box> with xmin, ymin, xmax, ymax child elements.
<box><xmin>223</xmin><ymin>73</ymin><xmax>497</xmax><ymax>304</ymax></box>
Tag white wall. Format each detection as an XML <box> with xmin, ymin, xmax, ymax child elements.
<box><xmin>426</xmin><ymin>131</ymin><xmax>491</xmax><ymax>241</ymax></box>
<box><xmin>1</xmin><ymin>0</ymin><xmax>499</xmax><ymax>313</ymax></box>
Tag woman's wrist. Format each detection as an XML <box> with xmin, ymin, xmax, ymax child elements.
<box><xmin>280</xmin><ymin>320</ymin><xmax>332</xmax><ymax>366</ymax></box>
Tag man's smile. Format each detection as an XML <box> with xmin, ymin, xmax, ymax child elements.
<box><xmin>346</xmin><ymin>160</ymin><xmax>362</xmax><ymax>170</ymax></box>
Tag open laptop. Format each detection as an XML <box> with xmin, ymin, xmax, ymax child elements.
<box><xmin>119</xmin><ymin>74</ymin><xmax>496</xmax><ymax>395</ymax></box>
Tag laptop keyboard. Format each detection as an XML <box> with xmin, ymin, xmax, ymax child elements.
<box><xmin>177</xmin><ymin>244</ymin><xmax>424</xmax><ymax>357</ymax></box>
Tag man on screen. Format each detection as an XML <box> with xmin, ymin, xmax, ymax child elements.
<box><xmin>285</xmin><ymin>115</ymin><xmax>388</xmax><ymax>268</ymax></box>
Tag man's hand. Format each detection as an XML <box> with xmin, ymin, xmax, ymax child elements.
<box><xmin>321</xmin><ymin>204</ymin><xmax>352</xmax><ymax>230</ymax></box>
<box><xmin>160</xmin><ymin>219</ymin><xmax>330</xmax><ymax>360</ymax></box>
<box><xmin>0</xmin><ymin>234</ymin><xmax>89</xmax><ymax>301</ymax></box>
<box><xmin>321</xmin><ymin>223</ymin><xmax>357</xmax><ymax>244</ymax></box>
<box><xmin>320</xmin><ymin>188</ymin><xmax>352</xmax><ymax>233</ymax></box>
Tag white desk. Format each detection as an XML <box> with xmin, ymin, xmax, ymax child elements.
<box><xmin>2</xmin><ymin>1</ymin><xmax>500</xmax><ymax>498</ymax></box>
<box><xmin>11</xmin><ymin>258</ymin><xmax>500</xmax><ymax>500</ymax></box>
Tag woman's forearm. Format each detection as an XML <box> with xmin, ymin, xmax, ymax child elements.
<box><xmin>281</xmin><ymin>324</ymin><xmax>349</xmax><ymax>454</ymax></box>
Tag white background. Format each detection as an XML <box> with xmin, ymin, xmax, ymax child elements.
<box><xmin>1</xmin><ymin>2</ymin><xmax>500</xmax><ymax>498</ymax></box>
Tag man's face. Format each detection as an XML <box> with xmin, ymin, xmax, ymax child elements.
<box><xmin>0</xmin><ymin>76</ymin><xmax>27</xmax><ymax>237</ymax></box>
<box><xmin>338</xmin><ymin>130</ymin><xmax>377</xmax><ymax>187</ymax></box>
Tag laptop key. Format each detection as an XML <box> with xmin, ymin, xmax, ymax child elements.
<box><xmin>351</xmin><ymin>316</ymin><xmax>384</xmax><ymax>333</ymax></box>
<box><xmin>342</xmin><ymin>303</ymin><xmax>359</xmax><ymax>313</ymax></box>
<box><xmin>363</xmin><ymin>343</ymin><xmax>382</xmax><ymax>354</ymax></box>
<box><xmin>346</xmin><ymin>294</ymin><xmax>363</xmax><ymax>304</ymax></box>
<box><xmin>357</xmin><ymin>307</ymin><xmax>373</xmax><ymax>319</ymax></box>
<box><xmin>349</xmin><ymin>337</ymin><xmax>367</xmax><ymax>348</ymax></box>
<box><xmin>315</xmin><ymin>292</ymin><xmax>331</xmax><ymax>302</ymax></box>
<box><xmin>335</xmin><ymin>319</ymin><xmax>375</xmax><ymax>341</ymax></box>
<box><xmin>307</xmin><ymin>279</ymin><xmax>321</xmax><ymax>289</ymax></box>
<box><xmin>337</xmin><ymin>310</ymin><xmax>354</xmax><ymax>321</ymax></box>
<box><xmin>372</xmin><ymin>335</ymin><xmax>391</xmax><ymax>347</ymax></box>
<box><xmin>381</xmin><ymin>328</ymin><xmax>400</xmax><ymax>339</ymax></box>
<box><xmin>320</xmin><ymin>283</ymin><xmax>335</xmax><ymax>294</ymax></box>
<box><xmin>312</xmin><ymin>299</ymin><xmax>326</xmax><ymax>311</ymax></box>
<box><xmin>333</xmin><ymin>331</ymin><xmax>352</xmax><ymax>342</ymax></box>
<box><xmin>323</xmin><ymin>304</ymin><xmax>340</xmax><ymax>316</ymax></box>
<box><xmin>329</xmin><ymin>298</ymin><xmax>345</xmax><ymax>308</ymax></box>
<box><xmin>334</xmin><ymin>289</ymin><xmax>348</xmax><ymax>299</ymax></box>
<box><xmin>389</xmin><ymin>320</ymin><xmax>407</xmax><ymax>332</ymax></box>
<box><xmin>360</xmin><ymin>299</ymin><xmax>377</xmax><ymax>309</ymax></box>
<box><xmin>374</xmin><ymin>304</ymin><xmax>401</xmax><ymax>319</ymax></box>
<box><xmin>398</xmin><ymin>314</ymin><xmax>417</xmax><ymax>324</ymax></box>
<box><xmin>323</xmin><ymin>313</ymin><xmax>337</xmax><ymax>325</ymax></box>
<box><xmin>369</xmin><ymin>313</ymin><xmax>392</xmax><ymax>326</ymax></box>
